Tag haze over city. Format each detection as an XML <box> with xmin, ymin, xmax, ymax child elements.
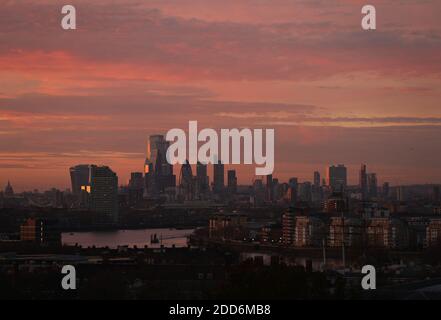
<box><xmin>1</xmin><ymin>0</ymin><xmax>441</xmax><ymax>191</ymax></box>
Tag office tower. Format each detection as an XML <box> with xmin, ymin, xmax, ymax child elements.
<box><xmin>4</xmin><ymin>181</ymin><xmax>14</xmax><ymax>197</ymax></box>
<box><xmin>145</xmin><ymin>135</ymin><xmax>176</xmax><ymax>196</ymax></box>
<box><xmin>382</xmin><ymin>182</ymin><xmax>390</xmax><ymax>199</ymax></box>
<box><xmin>272</xmin><ymin>178</ymin><xmax>280</xmax><ymax>200</ymax></box>
<box><xmin>327</xmin><ymin>165</ymin><xmax>347</xmax><ymax>191</ymax></box>
<box><xmin>252</xmin><ymin>178</ymin><xmax>265</xmax><ymax>206</ymax></box>
<box><xmin>179</xmin><ymin>160</ymin><xmax>194</xmax><ymax>200</ymax></box>
<box><xmin>289</xmin><ymin>177</ymin><xmax>298</xmax><ymax>189</ymax></box>
<box><xmin>286</xmin><ymin>177</ymin><xmax>298</xmax><ymax>205</ymax></box>
<box><xmin>266</xmin><ymin>174</ymin><xmax>274</xmax><ymax>202</ymax></box>
<box><xmin>128</xmin><ymin>172</ymin><xmax>144</xmax><ymax>207</ymax></box>
<box><xmin>89</xmin><ymin>165</ymin><xmax>119</xmax><ymax>224</ymax></box>
<box><xmin>314</xmin><ymin>172</ymin><xmax>320</xmax><ymax>189</ymax></box>
<box><xmin>359</xmin><ymin>164</ymin><xmax>368</xmax><ymax>200</ymax></box>
<box><xmin>367</xmin><ymin>173</ymin><xmax>378</xmax><ymax>199</ymax></box>
<box><xmin>129</xmin><ymin>172</ymin><xmax>144</xmax><ymax>189</ymax></box>
<box><xmin>213</xmin><ymin>160</ymin><xmax>224</xmax><ymax>194</ymax></box>
<box><xmin>69</xmin><ymin>165</ymin><xmax>90</xmax><ymax>195</ymax></box>
<box><xmin>312</xmin><ymin>172</ymin><xmax>321</xmax><ymax>203</ymax></box>
<box><xmin>196</xmin><ymin>161</ymin><xmax>209</xmax><ymax>196</ymax></box>
<box><xmin>227</xmin><ymin>170</ymin><xmax>238</xmax><ymax>194</ymax></box>
<box><xmin>148</xmin><ymin>135</ymin><xmax>172</xmax><ymax>175</ymax></box>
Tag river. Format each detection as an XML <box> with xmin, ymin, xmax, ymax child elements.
<box><xmin>62</xmin><ymin>228</ymin><xmax>194</xmax><ymax>249</ymax></box>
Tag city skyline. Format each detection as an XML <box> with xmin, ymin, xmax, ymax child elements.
<box><xmin>1</xmin><ymin>156</ymin><xmax>439</xmax><ymax>194</ymax></box>
<box><xmin>1</xmin><ymin>0</ymin><xmax>441</xmax><ymax>190</ymax></box>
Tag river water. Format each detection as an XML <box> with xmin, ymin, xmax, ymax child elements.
<box><xmin>62</xmin><ymin>228</ymin><xmax>194</xmax><ymax>249</ymax></box>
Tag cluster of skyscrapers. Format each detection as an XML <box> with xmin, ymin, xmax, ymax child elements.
<box><xmin>67</xmin><ymin>132</ymin><xmax>403</xmax><ymax>224</ymax></box>
<box><xmin>141</xmin><ymin>135</ymin><xmax>236</xmax><ymax>201</ymax></box>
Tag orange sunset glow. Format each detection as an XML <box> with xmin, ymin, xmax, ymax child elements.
<box><xmin>1</xmin><ymin>0</ymin><xmax>441</xmax><ymax>191</ymax></box>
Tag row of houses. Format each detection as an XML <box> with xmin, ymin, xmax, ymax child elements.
<box><xmin>282</xmin><ymin>211</ymin><xmax>441</xmax><ymax>249</ymax></box>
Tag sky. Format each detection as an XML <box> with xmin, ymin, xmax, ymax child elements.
<box><xmin>0</xmin><ymin>0</ymin><xmax>441</xmax><ymax>191</ymax></box>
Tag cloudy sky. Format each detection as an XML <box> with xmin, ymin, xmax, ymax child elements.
<box><xmin>1</xmin><ymin>0</ymin><xmax>441</xmax><ymax>191</ymax></box>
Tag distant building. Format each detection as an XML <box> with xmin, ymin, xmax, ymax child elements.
<box><xmin>128</xmin><ymin>172</ymin><xmax>144</xmax><ymax>207</ymax></box>
<box><xmin>4</xmin><ymin>181</ymin><xmax>14</xmax><ymax>197</ymax></box>
<box><xmin>396</xmin><ymin>186</ymin><xmax>407</xmax><ymax>202</ymax></box>
<box><xmin>282</xmin><ymin>209</ymin><xmax>296</xmax><ymax>245</ymax></box>
<box><xmin>314</xmin><ymin>172</ymin><xmax>320</xmax><ymax>189</ymax></box>
<box><xmin>227</xmin><ymin>170</ymin><xmax>237</xmax><ymax>195</ymax></box>
<box><xmin>362</xmin><ymin>203</ymin><xmax>390</xmax><ymax>219</ymax></box>
<box><xmin>89</xmin><ymin>165</ymin><xmax>119</xmax><ymax>224</ymax></box>
<box><xmin>252</xmin><ymin>179</ymin><xmax>265</xmax><ymax>206</ymax></box>
<box><xmin>298</xmin><ymin>182</ymin><xmax>312</xmax><ymax>203</ymax></box>
<box><xmin>359</xmin><ymin>164</ymin><xmax>368</xmax><ymax>200</ymax></box>
<box><xmin>324</xmin><ymin>191</ymin><xmax>348</xmax><ymax>214</ymax></box>
<box><xmin>69</xmin><ymin>165</ymin><xmax>90</xmax><ymax>196</ymax></box>
<box><xmin>328</xmin><ymin>217</ymin><xmax>363</xmax><ymax>248</ymax></box>
<box><xmin>294</xmin><ymin>216</ymin><xmax>325</xmax><ymax>247</ymax></box>
<box><xmin>260</xmin><ymin>223</ymin><xmax>282</xmax><ymax>244</ymax></box>
<box><xmin>367</xmin><ymin>173</ymin><xmax>378</xmax><ymax>199</ymax></box>
<box><xmin>282</xmin><ymin>207</ymin><xmax>322</xmax><ymax>247</ymax></box>
<box><xmin>313</xmin><ymin>172</ymin><xmax>322</xmax><ymax>203</ymax></box>
<box><xmin>266</xmin><ymin>174</ymin><xmax>274</xmax><ymax>202</ymax></box>
<box><xmin>20</xmin><ymin>218</ymin><xmax>61</xmax><ymax>245</ymax></box>
<box><xmin>196</xmin><ymin>162</ymin><xmax>209</xmax><ymax>197</ymax></box>
<box><xmin>272</xmin><ymin>178</ymin><xmax>280</xmax><ymax>201</ymax></box>
<box><xmin>327</xmin><ymin>165</ymin><xmax>347</xmax><ymax>191</ymax></box>
<box><xmin>213</xmin><ymin>160</ymin><xmax>225</xmax><ymax>194</ymax></box>
<box><xmin>366</xmin><ymin>218</ymin><xmax>409</xmax><ymax>249</ymax></box>
<box><xmin>144</xmin><ymin>135</ymin><xmax>176</xmax><ymax>197</ymax></box>
<box><xmin>179</xmin><ymin>160</ymin><xmax>194</xmax><ymax>201</ymax></box>
<box><xmin>284</xmin><ymin>186</ymin><xmax>297</xmax><ymax>206</ymax></box>
<box><xmin>426</xmin><ymin>219</ymin><xmax>441</xmax><ymax>247</ymax></box>
<box><xmin>209</xmin><ymin>212</ymin><xmax>247</xmax><ymax>239</ymax></box>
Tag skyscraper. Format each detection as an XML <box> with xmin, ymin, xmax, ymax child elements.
<box><xmin>148</xmin><ymin>135</ymin><xmax>171</xmax><ymax>175</ymax></box>
<box><xmin>367</xmin><ymin>173</ymin><xmax>378</xmax><ymax>199</ymax></box>
<box><xmin>179</xmin><ymin>160</ymin><xmax>194</xmax><ymax>200</ymax></box>
<box><xmin>196</xmin><ymin>161</ymin><xmax>209</xmax><ymax>197</ymax></box>
<box><xmin>227</xmin><ymin>170</ymin><xmax>238</xmax><ymax>194</ymax></box>
<box><xmin>129</xmin><ymin>172</ymin><xmax>144</xmax><ymax>189</ymax></box>
<box><xmin>69</xmin><ymin>165</ymin><xmax>90</xmax><ymax>195</ymax></box>
<box><xmin>266</xmin><ymin>174</ymin><xmax>274</xmax><ymax>202</ymax></box>
<box><xmin>145</xmin><ymin>135</ymin><xmax>176</xmax><ymax>196</ymax></box>
<box><xmin>287</xmin><ymin>177</ymin><xmax>298</xmax><ymax>204</ymax></box>
<box><xmin>89</xmin><ymin>165</ymin><xmax>119</xmax><ymax>224</ymax></box>
<box><xmin>128</xmin><ymin>172</ymin><xmax>144</xmax><ymax>207</ymax></box>
<box><xmin>313</xmin><ymin>172</ymin><xmax>320</xmax><ymax>189</ymax></box>
<box><xmin>359</xmin><ymin>164</ymin><xmax>368</xmax><ymax>200</ymax></box>
<box><xmin>213</xmin><ymin>160</ymin><xmax>224</xmax><ymax>194</ymax></box>
<box><xmin>312</xmin><ymin>172</ymin><xmax>321</xmax><ymax>203</ymax></box>
<box><xmin>327</xmin><ymin>165</ymin><xmax>347</xmax><ymax>191</ymax></box>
